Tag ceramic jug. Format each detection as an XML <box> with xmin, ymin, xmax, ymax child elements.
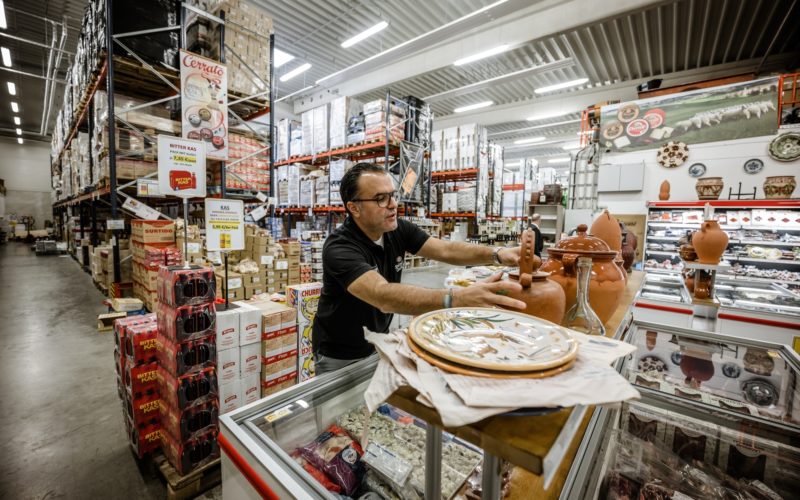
<box><xmin>504</xmin><ymin>229</ymin><xmax>566</xmax><ymax>325</ymax></box>
<box><xmin>692</xmin><ymin>220</ymin><xmax>729</xmax><ymax>264</ymax></box>
<box><xmin>659</xmin><ymin>180</ymin><xmax>670</xmax><ymax>200</ymax></box>
<box><xmin>590</xmin><ymin>210</ymin><xmax>626</xmax><ymax>281</ymax></box>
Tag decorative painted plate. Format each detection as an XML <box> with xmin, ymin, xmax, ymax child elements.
<box><xmin>768</xmin><ymin>132</ymin><xmax>800</xmax><ymax>162</ymax></box>
<box><xmin>657</xmin><ymin>141</ymin><xmax>689</xmax><ymax>168</ymax></box>
<box><xmin>407</xmin><ymin>308</ymin><xmax>579</xmax><ymax>372</ymax></box>
<box><xmin>743</xmin><ymin>158</ymin><xmax>764</xmax><ymax>174</ymax></box>
<box><xmin>687</xmin><ymin>163</ymin><xmax>706</xmax><ymax>177</ymax></box>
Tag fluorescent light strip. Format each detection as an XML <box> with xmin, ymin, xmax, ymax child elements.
<box><xmin>17</xmin><ymin>137</ymin><xmax>23</xmax><ymax>144</ymax></box>
<box><xmin>1</xmin><ymin>47</ymin><xmax>10</xmax><ymax>67</ymax></box>
<box><xmin>341</xmin><ymin>21</ymin><xmax>388</xmax><ymax>48</ymax></box>
<box><xmin>453</xmin><ymin>44</ymin><xmax>509</xmax><ymax>66</ymax></box>
<box><xmin>15</xmin><ymin>127</ymin><xmax>21</xmax><ymax>135</ymax></box>
<box><xmin>279</xmin><ymin>63</ymin><xmax>311</xmax><ymax>82</ymax></box>
<box><xmin>526</xmin><ymin>110</ymin><xmax>574</xmax><ymax>122</ymax></box>
<box><xmin>513</xmin><ymin>136</ymin><xmax>545</xmax><ymax>145</ymax></box>
<box><xmin>275</xmin><ymin>85</ymin><xmax>315</xmax><ymax>103</ymax></box>
<box><xmin>273</xmin><ymin>48</ymin><xmax>295</xmax><ymax>69</ymax></box>
<box><xmin>0</xmin><ymin>1</ymin><xmax>6</xmax><ymax>30</ymax></box>
<box><xmin>7</xmin><ymin>81</ymin><xmax>15</xmax><ymax>95</ymax></box>
<box><xmin>548</xmin><ymin>157</ymin><xmax>571</xmax><ymax>164</ymax></box>
<box><xmin>454</xmin><ymin>101</ymin><xmax>492</xmax><ymax>113</ymax></box>
<box><xmin>317</xmin><ymin>0</ymin><xmax>510</xmax><ymax>84</ymax></box>
<box><xmin>535</xmin><ymin>78</ymin><xmax>589</xmax><ymax>94</ymax></box>
<box><xmin>10</xmin><ymin>101</ymin><xmax>17</xmax><ymax>112</ymax></box>
<box><xmin>13</xmin><ymin>116</ymin><xmax>19</xmax><ymax>125</ymax></box>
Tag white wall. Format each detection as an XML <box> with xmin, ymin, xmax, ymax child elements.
<box><xmin>597</xmin><ymin>132</ymin><xmax>799</xmax><ymax>215</ymax></box>
<box><xmin>0</xmin><ymin>137</ymin><xmax>52</xmax><ymax>228</ymax></box>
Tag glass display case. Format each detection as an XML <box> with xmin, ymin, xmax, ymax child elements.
<box><xmin>632</xmin><ymin>273</ymin><xmax>694</xmax><ymax>328</ymax></box>
<box><xmin>715</xmin><ymin>279</ymin><xmax>800</xmax><ymax>316</ymax></box>
<box><xmin>561</xmin><ymin>320</ymin><xmax>800</xmax><ymax>500</ymax></box>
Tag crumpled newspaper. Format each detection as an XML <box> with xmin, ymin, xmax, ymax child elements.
<box><xmin>364</xmin><ymin>328</ymin><xmax>640</xmax><ymax>427</ymax></box>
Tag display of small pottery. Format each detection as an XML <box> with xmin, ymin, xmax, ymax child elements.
<box><xmin>407</xmin><ymin>308</ymin><xmax>578</xmax><ymax>372</ymax></box>
<box><xmin>741</xmin><ymin>379</ymin><xmax>779</xmax><ymax>407</ymax></box>
<box><xmin>763</xmin><ymin>175</ymin><xmax>797</xmax><ymax>199</ymax></box>
<box><xmin>695</xmin><ymin>176</ymin><xmax>724</xmax><ymax>200</ymax></box>
<box><xmin>657</xmin><ymin>141</ymin><xmax>689</xmax><ymax>168</ymax></box>
<box><xmin>687</xmin><ymin>163</ymin><xmax>706</xmax><ymax>177</ymax></box>
<box><xmin>768</xmin><ymin>132</ymin><xmax>800</xmax><ymax>162</ymax></box>
<box><xmin>743</xmin><ymin>158</ymin><xmax>764</xmax><ymax>174</ymax></box>
<box><xmin>638</xmin><ymin>355</ymin><xmax>667</xmax><ymax>375</ymax></box>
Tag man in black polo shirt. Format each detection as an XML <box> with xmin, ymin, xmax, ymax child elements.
<box><xmin>312</xmin><ymin>163</ymin><xmax>526</xmax><ymax>375</ymax></box>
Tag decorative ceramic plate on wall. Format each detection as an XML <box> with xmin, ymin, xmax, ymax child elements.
<box><xmin>768</xmin><ymin>132</ymin><xmax>800</xmax><ymax>162</ymax></box>
<box><xmin>658</xmin><ymin>141</ymin><xmax>689</xmax><ymax>167</ymax></box>
<box><xmin>688</xmin><ymin>163</ymin><xmax>706</xmax><ymax>177</ymax></box>
<box><xmin>743</xmin><ymin>158</ymin><xmax>764</xmax><ymax>174</ymax></box>
<box><xmin>407</xmin><ymin>307</ymin><xmax>578</xmax><ymax>372</ymax></box>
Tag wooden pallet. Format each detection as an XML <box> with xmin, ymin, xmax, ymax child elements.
<box><xmin>97</xmin><ymin>311</ymin><xmax>126</xmax><ymax>332</ymax></box>
<box><xmin>154</xmin><ymin>454</ymin><xmax>221</xmax><ymax>500</ymax></box>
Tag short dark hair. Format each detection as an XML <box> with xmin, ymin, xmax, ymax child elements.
<box><xmin>340</xmin><ymin>162</ymin><xmax>386</xmax><ymax>213</ymax></box>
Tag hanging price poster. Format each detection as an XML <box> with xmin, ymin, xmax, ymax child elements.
<box><xmin>205</xmin><ymin>198</ymin><xmax>244</xmax><ymax>252</ymax></box>
<box><xmin>180</xmin><ymin>49</ymin><xmax>228</xmax><ymax>160</ymax></box>
<box><xmin>157</xmin><ymin>135</ymin><xmax>207</xmax><ymax>198</ymax></box>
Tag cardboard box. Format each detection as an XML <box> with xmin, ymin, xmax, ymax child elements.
<box><xmin>240</xmin><ymin>342</ymin><xmax>261</xmax><ymax>375</ymax></box>
<box><xmin>219</xmin><ymin>379</ymin><xmax>242</xmax><ymax>414</ymax></box>
<box><xmin>237</xmin><ymin>302</ymin><xmax>262</xmax><ymax>346</ymax></box>
<box><xmin>261</xmin><ymin>344</ymin><xmax>298</xmax><ymax>380</ymax></box>
<box><xmin>244</xmin><ymin>285</ymin><xmax>264</xmax><ymax>300</ymax></box>
<box><xmin>261</xmin><ymin>370</ymin><xmax>297</xmax><ymax>398</ymax></box>
<box><xmin>131</xmin><ymin>220</ymin><xmax>175</xmax><ymax>244</ymax></box>
<box><xmin>274</xmin><ymin>259</ymin><xmax>288</xmax><ymax>270</ymax></box>
<box><xmin>215</xmin><ymin>304</ymin><xmax>241</xmax><ymax>350</ymax></box>
<box><xmin>286</xmin><ymin>283</ymin><xmax>322</xmax><ymax>382</ymax></box>
<box><xmin>241</xmin><ymin>373</ymin><xmax>260</xmax><ymax>405</ymax></box>
<box><xmin>281</xmin><ymin>241</ymin><xmax>301</xmax><ymax>256</ymax></box>
<box><xmin>219</xmin><ymin>287</ymin><xmax>244</xmax><ymax>302</ymax></box>
<box><xmin>218</xmin><ymin>347</ymin><xmax>240</xmax><ymax>383</ymax></box>
<box><xmin>215</xmin><ymin>271</ymin><xmax>243</xmax><ymax>291</ymax></box>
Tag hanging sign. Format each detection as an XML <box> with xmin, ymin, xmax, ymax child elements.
<box><xmin>250</xmin><ymin>205</ymin><xmax>268</xmax><ymax>221</ymax></box>
<box><xmin>205</xmin><ymin>198</ymin><xmax>245</xmax><ymax>252</ymax></box>
<box><xmin>180</xmin><ymin>49</ymin><xmax>228</xmax><ymax>161</ymax></box>
<box><xmin>122</xmin><ymin>197</ymin><xmax>162</xmax><ymax>220</ymax></box>
<box><xmin>136</xmin><ymin>178</ymin><xmax>162</xmax><ymax>197</ymax></box>
<box><xmin>157</xmin><ymin>135</ymin><xmax>207</xmax><ymax>198</ymax></box>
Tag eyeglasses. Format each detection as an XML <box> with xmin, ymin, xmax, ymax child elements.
<box><xmin>352</xmin><ymin>190</ymin><xmax>397</xmax><ymax>208</ymax></box>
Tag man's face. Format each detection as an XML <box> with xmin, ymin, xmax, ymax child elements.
<box><xmin>347</xmin><ymin>172</ymin><xmax>398</xmax><ymax>236</ymax></box>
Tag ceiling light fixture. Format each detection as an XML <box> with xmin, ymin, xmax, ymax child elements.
<box><xmin>15</xmin><ymin>127</ymin><xmax>21</xmax><ymax>135</ymax></box>
<box><xmin>10</xmin><ymin>101</ymin><xmax>17</xmax><ymax>112</ymax></box>
<box><xmin>535</xmin><ymin>78</ymin><xmax>589</xmax><ymax>94</ymax></box>
<box><xmin>273</xmin><ymin>48</ymin><xmax>295</xmax><ymax>68</ymax></box>
<box><xmin>13</xmin><ymin>116</ymin><xmax>19</xmax><ymax>125</ymax></box>
<box><xmin>17</xmin><ymin>137</ymin><xmax>23</xmax><ymax>144</ymax></box>
<box><xmin>1</xmin><ymin>47</ymin><xmax>10</xmax><ymax>67</ymax></box>
<box><xmin>548</xmin><ymin>157</ymin><xmax>571</xmax><ymax>164</ymax></box>
<box><xmin>526</xmin><ymin>110</ymin><xmax>573</xmax><ymax>122</ymax></box>
<box><xmin>453</xmin><ymin>44</ymin><xmax>510</xmax><ymax>66</ymax></box>
<box><xmin>513</xmin><ymin>136</ymin><xmax>546</xmax><ymax>145</ymax></box>
<box><xmin>7</xmin><ymin>81</ymin><xmax>15</xmax><ymax>94</ymax></box>
<box><xmin>279</xmin><ymin>63</ymin><xmax>311</xmax><ymax>82</ymax></box>
<box><xmin>341</xmin><ymin>21</ymin><xmax>388</xmax><ymax>48</ymax></box>
<box><xmin>275</xmin><ymin>85</ymin><xmax>315</xmax><ymax>103</ymax></box>
<box><xmin>454</xmin><ymin>101</ymin><xmax>493</xmax><ymax>113</ymax></box>
<box><xmin>0</xmin><ymin>1</ymin><xmax>6</xmax><ymax>30</ymax></box>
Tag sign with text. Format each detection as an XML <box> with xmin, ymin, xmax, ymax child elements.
<box><xmin>122</xmin><ymin>197</ymin><xmax>162</xmax><ymax>220</ymax></box>
<box><xmin>205</xmin><ymin>198</ymin><xmax>244</xmax><ymax>252</ymax></box>
<box><xmin>157</xmin><ymin>135</ymin><xmax>206</xmax><ymax>198</ymax></box>
<box><xmin>136</xmin><ymin>178</ymin><xmax>162</xmax><ymax>197</ymax></box>
<box><xmin>180</xmin><ymin>49</ymin><xmax>228</xmax><ymax>160</ymax></box>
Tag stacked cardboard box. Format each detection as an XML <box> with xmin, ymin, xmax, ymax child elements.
<box><xmin>280</xmin><ymin>240</ymin><xmax>301</xmax><ymax>290</ymax></box>
<box><xmin>315</xmin><ymin>175</ymin><xmax>330</xmax><ymax>206</ymax></box>
<box><xmin>114</xmin><ymin>313</ymin><xmax>162</xmax><ymax>458</ymax></box>
<box><xmin>310</xmin><ymin>240</ymin><xmax>324</xmax><ymax>283</ymax></box>
<box><xmin>286</xmin><ymin>283</ymin><xmax>321</xmax><ymax>383</ymax></box>
<box><xmin>431</xmin><ymin>129</ymin><xmax>443</xmax><ymax>172</ymax></box>
<box><xmin>442</xmin><ymin>127</ymin><xmax>459</xmax><ymax>171</ymax></box>
<box><xmin>243</xmin><ymin>226</ymin><xmax>285</xmax><ymax>294</ymax></box>
<box><xmin>300</xmin><ymin>176</ymin><xmax>315</xmax><ymax>207</ymax></box>
<box><xmin>329</xmin><ymin>97</ymin><xmax>363</xmax><ymax>150</ymax></box>
<box><xmin>131</xmin><ymin>220</ymin><xmax>178</xmax><ymax>311</ymax></box>
<box><xmin>459</xmin><ymin>124</ymin><xmax>479</xmax><ymax>169</ymax></box>
<box><xmin>276</xmin><ymin>119</ymin><xmax>300</xmax><ymax>161</ymax></box>
<box><xmin>212</xmin><ymin>132</ymin><xmax>270</xmax><ymax>192</ymax></box>
<box><xmin>363</xmin><ymin>99</ymin><xmax>405</xmax><ymax>142</ymax></box>
<box><xmin>329</xmin><ymin>159</ymin><xmax>353</xmax><ymax>205</ymax></box>
<box><xmin>156</xmin><ymin>266</ymin><xmax>220</xmax><ymax>475</ymax></box>
<box><xmin>252</xmin><ymin>300</ymin><xmax>298</xmax><ymax>398</ymax></box>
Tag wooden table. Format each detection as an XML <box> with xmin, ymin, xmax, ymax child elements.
<box><xmin>387</xmin><ymin>271</ymin><xmax>645</xmax><ymax>500</ymax></box>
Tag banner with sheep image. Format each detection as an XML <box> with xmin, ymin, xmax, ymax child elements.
<box><xmin>600</xmin><ymin>77</ymin><xmax>779</xmax><ymax>153</ymax></box>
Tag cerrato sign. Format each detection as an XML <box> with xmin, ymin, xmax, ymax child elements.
<box><xmin>180</xmin><ymin>49</ymin><xmax>228</xmax><ymax>161</ymax></box>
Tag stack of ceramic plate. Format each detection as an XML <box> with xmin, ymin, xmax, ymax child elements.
<box><xmin>407</xmin><ymin>308</ymin><xmax>579</xmax><ymax>379</ymax></box>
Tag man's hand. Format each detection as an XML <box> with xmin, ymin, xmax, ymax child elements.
<box><xmin>452</xmin><ymin>272</ymin><xmax>526</xmax><ymax>310</ymax></box>
<box><xmin>497</xmin><ymin>246</ymin><xmax>521</xmax><ymax>267</ymax></box>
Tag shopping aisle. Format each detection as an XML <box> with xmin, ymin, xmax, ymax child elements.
<box><xmin>0</xmin><ymin>243</ymin><xmax>164</xmax><ymax>499</ymax></box>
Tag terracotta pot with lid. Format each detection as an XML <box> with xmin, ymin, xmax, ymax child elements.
<box><xmin>590</xmin><ymin>210</ymin><xmax>626</xmax><ymax>281</ymax></box>
<box><xmin>540</xmin><ymin>224</ymin><xmax>627</xmax><ymax>325</ymax></box>
<box><xmin>504</xmin><ymin>229</ymin><xmax>566</xmax><ymax>325</ymax></box>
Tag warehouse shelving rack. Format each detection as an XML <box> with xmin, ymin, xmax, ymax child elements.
<box><xmin>51</xmin><ymin>0</ymin><xmax>275</xmax><ymax>296</ymax></box>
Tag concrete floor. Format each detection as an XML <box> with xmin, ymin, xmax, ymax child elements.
<box><xmin>0</xmin><ymin>242</ymin><xmax>165</xmax><ymax>499</ymax></box>
<box><xmin>0</xmin><ymin>243</ymin><xmax>456</xmax><ymax>499</ymax></box>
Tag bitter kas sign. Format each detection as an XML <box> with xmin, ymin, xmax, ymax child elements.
<box><xmin>205</xmin><ymin>198</ymin><xmax>244</xmax><ymax>252</ymax></box>
<box><xmin>157</xmin><ymin>135</ymin><xmax>206</xmax><ymax>198</ymax></box>
<box><xmin>180</xmin><ymin>49</ymin><xmax>228</xmax><ymax>161</ymax></box>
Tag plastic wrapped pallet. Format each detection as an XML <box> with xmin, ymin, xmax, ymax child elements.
<box><xmin>456</xmin><ymin>187</ymin><xmax>477</xmax><ymax>213</ymax></box>
<box><xmin>276</xmin><ymin>166</ymin><xmax>289</xmax><ymax>207</ymax></box>
<box><xmin>299</xmin><ymin>176</ymin><xmax>315</xmax><ymax>207</ymax></box>
<box><xmin>312</xmin><ymin>105</ymin><xmax>329</xmax><ymax>154</ymax></box>
<box><xmin>315</xmin><ymin>175</ymin><xmax>330</xmax><ymax>206</ymax></box>
<box><xmin>301</xmin><ymin>110</ymin><xmax>313</xmax><ymax>156</ymax></box>
<box><xmin>277</xmin><ymin>119</ymin><xmax>290</xmax><ymax>161</ymax></box>
<box><xmin>328</xmin><ymin>97</ymin><xmax>362</xmax><ymax>150</ymax></box>
<box><xmin>459</xmin><ymin>124</ymin><xmax>479</xmax><ymax>170</ymax></box>
<box><xmin>290</xmin><ymin>126</ymin><xmax>303</xmax><ymax>158</ymax></box>
<box><xmin>431</xmin><ymin>129</ymin><xmax>443</xmax><ymax>172</ymax></box>
<box><xmin>287</xmin><ymin>164</ymin><xmax>310</xmax><ymax>207</ymax></box>
<box><xmin>442</xmin><ymin>127</ymin><xmax>459</xmax><ymax>171</ymax></box>
<box><xmin>329</xmin><ymin>160</ymin><xmax>353</xmax><ymax>205</ymax></box>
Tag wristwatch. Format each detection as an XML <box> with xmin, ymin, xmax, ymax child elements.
<box><xmin>492</xmin><ymin>247</ymin><xmax>503</xmax><ymax>265</ymax></box>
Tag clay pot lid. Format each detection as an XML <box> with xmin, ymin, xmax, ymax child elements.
<box><xmin>549</xmin><ymin>224</ymin><xmax>618</xmax><ymax>258</ymax></box>
<box><xmin>508</xmin><ymin>270</ymin><xmax>551</xmax><ymax>281</ymax></box>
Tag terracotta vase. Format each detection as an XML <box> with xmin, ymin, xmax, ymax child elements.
<box><xmin>694</xmin><ymin>278</ymin><xmax>711</xmax><ymax>299</ymax></box>
<box><xmin>659</xmin><ymin>180</ymin><xmax>670</xmax><ymax>200</ymax></box>
<box><xmin>590</xmin><ymin>210</ymin><xmax>622</xmax><ymax>251</ymax></box>
<box><xmin>763</xmin><ymin>175</ymin><xmax>796</xmax><ymax>199</ymax></box>
<box><xmin>684</xmin><ymin>273</ymin><xmax>695</xmax><ymax>294</ymax></box>
<box><xmin>695</xmin><ymin>177</ymin><xmax>724</xmax><ymax>200</ymax></box>
<box><xmin>692</xmin><ymin>220</ymin><xmax>729</xmax><ymax>264</ymax></box>
<box><xmin>540</xmin><ymin>224</ymin><xmax>627</xmax><ymax>325</ymax></box>
<box><xmin>679</xmin><ymin>244</ymin><xmax>697</xmax><ymax>262</ymax></box>
<box><xmin>504</xmin><ymin>229</ymin><xmax>566</xmax><ymax>325</ymax></box>
<box><xmin>620</xmin><ymin>225</ymin><xmax>637</xmax><ymax>272</ymax></box>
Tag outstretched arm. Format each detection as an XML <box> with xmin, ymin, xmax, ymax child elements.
<box><xmin>415</xmin><ymin>237</ymin><xmax>519</xmax><ymax>267</ymax></box>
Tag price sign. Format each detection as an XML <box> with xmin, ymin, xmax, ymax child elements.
<box><xmin>205</xmin><ymin>198</ymin><xmax>244</xmax><ymax>252</ymax></box>
<box><xmin>157</xmin><ymin>135</ymin><xmax>207</xmax><ymax>198</ymax></box>
<box><xmin>107</xmin><ymin>219</ymin><xmax>125</xmax><ymax>230</ymax></box>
